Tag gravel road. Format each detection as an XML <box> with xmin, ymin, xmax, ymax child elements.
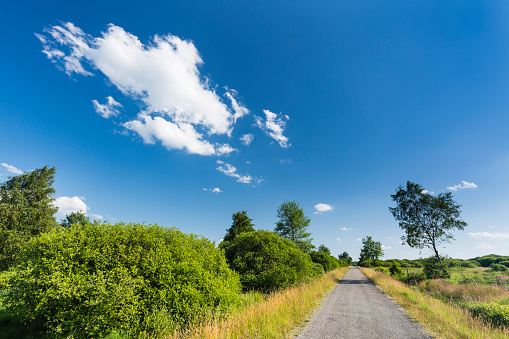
<box><xmin>296</xmin><ymin>267</ymin><xmax>431</xmax><ymax>338</ymax></box>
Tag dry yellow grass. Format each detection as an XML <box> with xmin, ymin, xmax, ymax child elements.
<box><xmin>168</xmin><ymin>267</ymin><xmax>349</xmax><ymax>339</ymax></box>
<box><xmin>360</xmin><ymin>267</ymin><xmax>509</xmax><ymax>339</ymax></box>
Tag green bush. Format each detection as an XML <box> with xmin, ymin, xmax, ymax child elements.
<box><xmin>310</xmin><ymin>251</ymin><xmax>338</xmax><ymax>272</ymax></box>
<box><xmin>224</xmin><ymin>230</ymin><xmax>316</xmax><ymax>292</ymax></box>
<box><xmin>389</xmin><ymin>262</ymin><xmax>403</xmax><ymax>276</ymax></box>
<box><xmin>374</xmin><ymin>266</ymin><xmax>389</xmax><ymax>273</ymax></box>
<box><xmin>489</xmin><ymin>263</ymin><xmax>508</xmax><ymax>272</ymax></box>
<box><xmin>312</xmin><ymin>262</ymin><xmax>325</xmax><ymax>275</ymax></box>
<box><xmin>423</xmin><ymin>257</ymin><xmax>450</xmax><ymax>279</ymax></box>
<box><xmin>400</xmin><ymin>271</ymin><xmax>427</xmax><ymax>285</ymax></box>
<box><xmin>463</xmin><ymin>302</ymin><xmax>509</xmax><ymax>328</ymax></box>
<box><xmin>499</xmin><ymin>260</ymin><xmax>509</xmax><ymax>268</ymax></box>
<box><xmin>4</xmin><ymin>222</ymin><xmax>242</xmax><ymax>338</ymax></box>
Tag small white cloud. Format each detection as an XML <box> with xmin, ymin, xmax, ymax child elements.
<box><xmin>278</xmin><ymin>158</ymin><xmax>292</xmax><ymax>164</ymax></box>
<box><xmin>240</xmin><ymin>134</ymin><xmax>254</xmax><ymax>146</ymax></box>
<box><xmin>447</xmin><ymin>181</ymin><xmax>478</xmax><ymax>191</ymax></box>
<box><xmin>488</xmin><ymin>226</ymin><xmax>496</xmax><ymax>228</ymax></box>
<box><xmin>54</xmin><ymin>196</ymin><xmax>89</xmax><ymax>216</ymax></box>
<box><xmin>216</xmin><ymin>144</ymin><xmax>237</xmax><ymax>156</ymax></box>
<box><xmin>203</xmin><ymin>187</ymin><xmax>222</xmax><ymax>193</ymax></box>
<box><xmin>224</xmin><ymin>89</ymin><xmax>249</xmax><ymax>123</ymax></box>
<box><xmin>336</xmin><ymin>237</ymin><xmax>341</xmax><ymax>243</ymax></box>
<box><xmin>476</xmin><ymin>242</ymin><xmax>494</xmax><ymax>249</ymax></box>
<box><xmin>382</xmin><ymin>245</ymin><xmax>392</xmax><ymax>250</ymax></box>
<box><xmin>421</xmin><ymin>189</ymin><xmax>429</xmax><ymax>194</ymax></box>
<box><xmin>216</xmin><ymin>160</ymin><xmax>252</xmax><ymax>184</ymax></box>
<box><xmin>314</xmin><ymin>203</ymin><xmax>333</xmax><ymax>214</ymax></box>
<box><xmin>356</xmin><ymin>238</ymin><xmax>362</xmax><ymax>241</ymax></box>
<box><xmin>468</xmin><ymin>232</ymin><xmax>509</xmax><ymax>239</ymax></box>
<box><xmin>340</xmin><ymin>227</ymin><xmax>351</xmax><ymax>231</ymax></box>
<box><xmin>255</xmin><ymin>110</ymin><xmax>290</xmax><ymax>148</ymax></box>
<box><xmin>92</xmin><ymin>96</ymin><xmax>122</xmax><ymax>118</ymax></box>
<box><xmin>1</xmin><ymin>163</ymin><xmax>23</xmax><ymax>175</ymax></box>
<box><xmin>90</xmin><ymin>213</ymin><xmax>104</xmax><ymax>219</ymax></box>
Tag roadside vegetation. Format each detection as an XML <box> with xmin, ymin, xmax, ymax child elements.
<box><xmin>0</xmin><ymin>167</ymin><xmax>351</xmax><ymax>338</ymax></box>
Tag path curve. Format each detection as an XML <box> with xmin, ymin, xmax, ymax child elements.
<box><xmin>296</xmin><ymin>267</ymin><xmax>431</xmax><ymax>338</ymax></box>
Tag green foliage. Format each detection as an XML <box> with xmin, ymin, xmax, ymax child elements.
<box><xmin>219</xmin><ymin>210</ymin><xmax>255</xmax><ymax>250</ymax></box>
<box><xmin>390</xmin><ymin>181</ymin><xmax>467</xmax><ymax>264</ymax></box>
<box><xmin>423</xmin><ymin>257</ymin><xmax>450</xmax><ymax>279</ymax></box>
<box><xmin>374</xmin><ymin>266</ymin><xmax>389</xmax><ymax>273</ymax></box>
<box><xmin>489</xmin><ymin>263</ymin><xmax>508</xmax><ymax>272</ymax></box>
<box><xmin>274</xmin><ymin>201</ymin><xmax>314</xmax><ymax>253</ymax></box>
<box><xmin>499</xmin><ymin>261</ymin><xmax>509</xmax><ymax>268</ymax></box>
<box><xmin>338</xmin><ymin>251</ymin><xmax>352</xmax><ymax>265</ymax></box>
<box><xmin>399</xmin><ymin>271</ymin><xmax>427</xmax><ymax>285</ymax></box>
<box><xmin>389</xmin><ymin>262</ymin><xmax>403</xmax><ymax>276</ymax></box>
<box><xmin>312</xmin><ymin>262</ymin><xmax>325</xmax><ymax>275</ymax></box>
<box><xmin>310</xmin><ymin>250</ymin><xmax>338</xmax><ymax>272</ymax></box>
<box><xmin>59</xmin><ymin>211</ymin><xmax>91</xmax><ymax>228</ymax></box>
<box><xmin>463</xmin><ymin>302</ymin><xmax>509</xmax><ymax>328</ymax></box>
<box><xmin>317</xmin><ymin>244</ymin><xmax>330</xmax><ymax>255</ymax></box>
<box><xmin>0</xmin><ymin>166</ymin><xmax>57</xmax><ymax>270</ymax></box>
<box><xmin>224</xmin><ymin>230</ymin><xmax>316</xmax><ymax>292</ymax></box>
<box><xmin>4</xmin><ymin>222</ymin><xmax>242</xmax><ymax>338</ymax></box>
<box><xmin>359</xmin><ymin>236</ymin><xmax>384</xmax><ymax>266</ymax></box>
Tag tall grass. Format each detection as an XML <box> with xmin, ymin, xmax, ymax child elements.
<box><xmin>166</xmin><ymin>267</ymin><xmax>349</xmax><ymax>339</ymax></box>
<box><xmin>360</xmin><ymin>267</ymin><xmax>509</xmax><ymax>339</ymax></box>
<box><xmin>419</xmin><ymin>279</ymin><xmax>509</xmax><ymax>304</ymax></box>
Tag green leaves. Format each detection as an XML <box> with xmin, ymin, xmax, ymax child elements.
<box><xmin>274</xmin><ymin>201</ymin><xmax>313</xmax><ymax>253</ymax></box>
<box><xmin>359</xmin><ymin>236</ymin><xmax>384</xmax><ymax>266</ymax></box>
<box><xmin>390</xmin><ymin>181</ymin><xmax>467</xmax><ymax>263</ymax></box>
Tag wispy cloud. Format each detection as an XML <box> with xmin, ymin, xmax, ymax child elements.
<box><xmin>92</xmin><ymin>96</ymin><xmax>122</xmax><ymax>118</ymax></box>
<box><xmin>382</xmin><ymin>245</ymin><xmax>392</xmax><ymax>250</ymax></box>
<box><xmin>37</xmin><ymin>22</ymin><xmax>250</xmax><ymax>156</ymax></box>
<box><xmin>447</xmin><ymin>181</ymin><xmax>478</xmax><ymax>191</ymax></box>
<box><xmin>255</xmin><ymin>110</ymin><xmax>290</xmax><ymax>148</ymax></box>
<box><xmin>203</xmin><ymin>187</ymin><xmax>222</xmax><ymax>193</ymax></box>
<box><xmin>1</xmin><ymin>163</ymin><xmax>23</xmax><ymax>175</ymax></box>
<box><xmin>240</xmin><ymin>134</ymin><xmax>254</xmax><ymax>146</ymax></box>
<box><xmin>340</xmin><ymin>227</ymin><xmax>351</xmax><ymax>231</ymax></box>
<box><xmin>314</xmin><ymin>203</ymin><xmax>333</xmax><ymax>214</ymax></box>
<box><xmin>476</xmin><ymin>242</ymin><xmax>494</xmax><ymax>249</ymax></box>
<box><xmin>90</xmin><ymin>213</ymin><xmax>104</xmax><ymax>219</ymax></box>
<box><xmin>216</xmin><ymin>160</ymin><xmax>252</xmax><ymax>184</ymax></box>
<box><xmin>488</xmin><ymin>226</ymin><xmax>496</xmax><ymax>228</ymax></box>
<box><xmin>468</xmin><ymin>232</ymin><xmax>509</xmax><ymax>239</ymax></box>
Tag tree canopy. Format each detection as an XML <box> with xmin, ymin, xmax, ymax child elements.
<box><xmin>0</xmin><ymin>166</ymin><xmax>57</xmax><ymax>270</ymax></box>
<box><xmin>338</xmin><ymin>251</ymin><xmax>352</xmax><ymax>265</ymax></box>
<box><xmin>274</xmin><ymin>201</ymin><xmax>314</xmax><ymax>253</ymax></box>
<box><xmin>389</xmin><ymin>181</ymin><xmax>467</xmax><ymax>264</ymax></box>
<box><xmin>59</xmin><ymin>211</ymin><xmax>91</xmax><ymax>228</ymax></box>
<box><xmin>359</xmin><ymin>236</ymin><xmax>384</xmax><ymax>266</ymax></box>
<box><xmin>219</xmin><ymin>210</ymin><xmax>255</xmax><ymax>250</ymax></box>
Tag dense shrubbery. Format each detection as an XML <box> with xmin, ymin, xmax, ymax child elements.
<box><xmin>422</xmin><ymin>257</ymin><xmax>450</xmax><ymax>279</ymax></box>
<box><xmin>489</xmin><ymin>263</ymin><xmax>508</xmax><ymax>272</ymax></box>
<box><xmin>473</xmin><ymin>255</ymin><xmax>509</xmax><ymax>268</ymax></box>
<box><xmin>389</xmin><ymin>262</ymin><xmax>402</xmax><ymax>276</ymax></box>
<box><xmin>4</xmin><ymin>222</ymin><xmax>242</xmax><ymax>338</ymax></box>
<box><xmin>223</xmin><ymin>230</ymin><xmax>316</xmax><ymax>292</ymax></box>
<box><xmin>463</xmin><ymin>302</ymin><xmax>509</xmax><ymax>328</ymax></box>
<box><xmin>310</xmin><ymin>251</ymin><xmax>340</xmax><ymax>272</ymax></box>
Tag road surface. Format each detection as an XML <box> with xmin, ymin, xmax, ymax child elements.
<box><xmin>296</xmin><ymin>267</ymin><xmax>431</xmax><ymax>338</ymax></box>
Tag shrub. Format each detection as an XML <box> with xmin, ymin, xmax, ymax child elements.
<box><xmin>400</xmin><ymin>271</ymin><xmax>427</xmax><ymax>285</ymax></box>
<box><xmin>463</xmin><ymin>302</ymin><xmax>509</xmax><ymax>328</ymax></box>
<box><xmin>499</xmin><ymin>261</ymin><xmax>509</xmax><ymax>268</ymax></box>
<box><xmin>489</xmin><ymin>263</ymin><xmax>508</xmax><ymax>272</ymax></box>
<box><xmin>310</xmin><ymin>251</ymin><xmax>338</xmax><ymax>272</ymax></box>
<box><xmin>224</xmin><ymin>230</ymin><xmax>316</xmax><ymax>292</ymax></box>
<box><xmin>389</xmin><ymin>262</ymin><xmax>403</xmax><ymax>276</ymax></box>
<box><xmin>312</xmin><ymin>262</ymin><xmax>325</xmax><ymax>275</ymax></box>
<box><xmin>374</xmin><ymin>266</ymin><xmax>389</xmax><ymax>273</ymax></box>
<box><xmin>423</xmin><ymin>257</ymin><xmax>450</xmax><ymax>279</ymax></box>
<box><xmin>4</xmin><ymin>222</ymin><xmax>242</xmax><ymax>338</ymax></box>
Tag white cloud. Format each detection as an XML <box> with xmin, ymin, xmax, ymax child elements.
<box><xmin>1</xmin><ymin>163</ymin><xmax>23</xmax><ymax>175</ymax></box>
<box><xmin>37</xmin><ymin>22</ymin><xmax>250</xmax><ymax>156</ymax></box>
<box><xmin>255</xmin><ymin>110</ymin><xmax>290</xmax><ymax>148</ymax></box>
<box><xmin>90</xmin><ymin>213</ymin><xmax>104</xmax><ymax>219</ymax></box>
<box><xmin>336</xmin><ymin>237</ymin><xmax>342</xmax><ymax>243</ymax></box>
<box><xmin>314</xmin><ymin>203</ymin><xmax>333</xmax><ymax>214</ymax></box>
<box><xmin>216</xmin><ymin>160</ymin><xmax>252</xmax><ymax>184</ymax></box>
<box><xmin>54</xmin><ymin>196</ymin><xmax>89</xmax><ymax>216</ymax></box>
<box><xmin>356</xmin><ymin>238</ymin><xmax>362</xmax><ymax>241</ymax></box>
<box><xmin>447</xmin><ymin>181</ymin><xmax>478</xmax><ymax>191</ymax></box>
<box><xmin>203</xmin><ymin>187</ymin><xmax>222</xmax><ymax>193</ymax></box>
<box><xmin>468</xmin><ymin>232</ymin><xmax>509</xmax><ymax>239</ymax></box>
<box><xmin>340</xmin><ymin>227</ymin><xmax>351</xmax><ymax>231</ymax></box>
<box><xmin>488</xmin><ymin>225</ymin><xmax>496</xmax><ymax>228</ymax></box>
<box><xmin>240</xmin><ymin>134</ymin><xmax>254</xmax><ymax>146</ymax></box>
<box><xmin>382</xmin><ymin>245</ymin><xmax>392</xmax><ymax>250</ymax></box>
<box><xmin>476</xmin><ymin>243</ymin><xmax>494</xmax><ymax>249</ymax></box>
<box><xmin>92</xmin><ymin>96</ymin><xmax>122</xmax><ymax>118</ymax></box>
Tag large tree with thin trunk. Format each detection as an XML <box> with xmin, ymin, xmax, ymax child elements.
<box><xmin>389</xmin><ymin>181</ymin><xmax>467</xmax><ymax>265</ymax></box>
<box><xmin>274</xmin><ymin>201</ymin><xmax>314</xmax><ymax>253</ymax></box>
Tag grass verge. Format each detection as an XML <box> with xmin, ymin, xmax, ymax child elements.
<box><xmin>360</xmin><ymin>267</ymin><xmax>509</xmax><ymax>339</ymax></box>
<box><xmin>171</xmin><ymin>267</ymin><xmax>349</xmax><ymax>339</ymax></box>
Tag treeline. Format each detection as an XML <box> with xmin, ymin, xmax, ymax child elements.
<box><xmin>358</xmin><ymin>255</ymin><xmax>509</xmax><ymax>270</ymax></box>
<box><xmin>0</xmin><ymin>167</ymin><xmax>350</xmax><ymax>338</ymax></box>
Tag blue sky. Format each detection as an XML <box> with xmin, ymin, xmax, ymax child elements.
<box><xmin>1</xmin><ymin>1</ymin><xmax>509</xmax><ymax>260</ymax></box>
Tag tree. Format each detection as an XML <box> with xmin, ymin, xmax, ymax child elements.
<box><xmin>338</xmin><ymin>251</ymin><xmax>352</xmax><ymax>265</ymax></box>
<box><xmin>0</xmin><ymin>166</ymin><xmax>57</xmax><ymax>270</ymax></box>
<box><xmin>389</xmin><ymin>181</ymin><xmax>467</xmax><ymax>265</ymax></box>
<box><xmin>219</xmin><ymin>210</ymin><xmax>255</xmax><ymax>250</ymax></box>
<box><xmin>59</xmin><ymin>211</ymin><xmax>91</xmax><ymax>228</ymax></box>
<box><xmin>274</xmin><ymin>201</ymin><xmax>314</xmax><ymax>253</ymax></box>
<box><xmin>359</xmin><ymin>236</ymin><xmax>384</xmax><ymax>266</ymax></box>
<box><xmin>317</xmin><ymin>244</ymin><xmax>331</xmax><ymax>255</ymax></box>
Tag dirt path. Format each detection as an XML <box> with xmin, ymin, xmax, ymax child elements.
<box><xmin>296</xmin><ymin>267</ymin><xmax>431</xmax><ymax>338</ymax></box>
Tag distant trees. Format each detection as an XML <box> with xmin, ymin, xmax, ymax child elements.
<box><xmin>338</xmin><ymin>251</ymin><xmax>352</xmax><ymax>265</ymax></box>
<box><xmin>59</xmin><ymin>211</ymin><xmax>91</xmax><ymax>228</ymax></box>
<box><xmin>0</xmin><ymin>166</ymin><xmax>57</xmax><ymax>270</ymax></box>
<box><xmin>389</xmin><ymin>181</ymin><xmax>467</xmax><ymax>265</ymax></box>
<box><xmin>219</xmin><ymin>210</ymin><xmax>255</xmax><ymax>250</ymax></box>
<box><xmin>274</xmin><ymin>201</ymin><xmax>314</xmax><ymax>253</ymax></box>
<box><xmin>359</xmin><ymin>236</ymin><xmax>384</xmax><ymax>267</ymax></box>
